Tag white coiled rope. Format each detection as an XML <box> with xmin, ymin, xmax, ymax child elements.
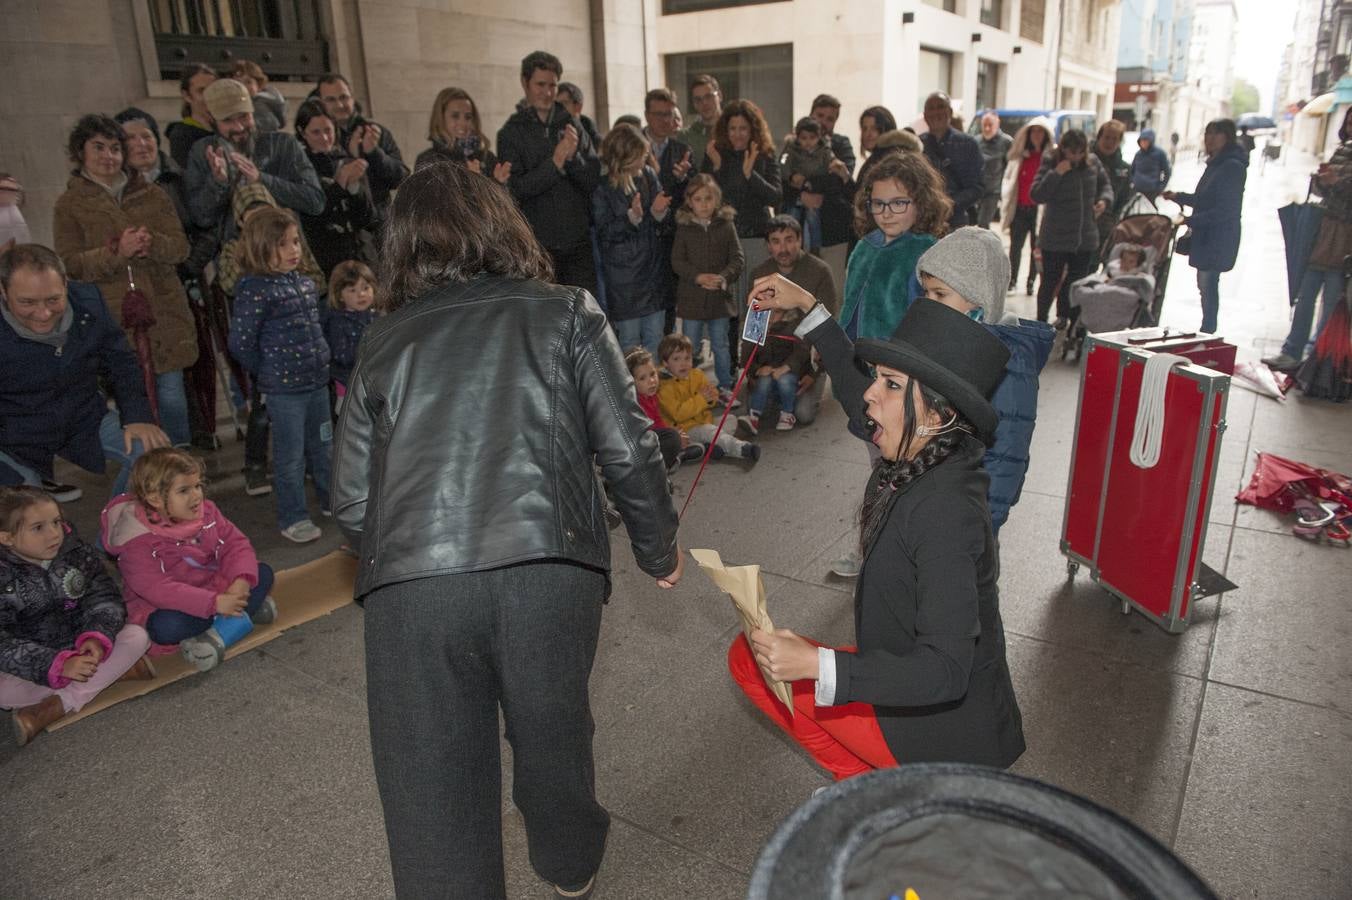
<box><xmin>1129</xmin><ymin>353</ymin><xmax>1190</xmax><ymax>469</ymax></box>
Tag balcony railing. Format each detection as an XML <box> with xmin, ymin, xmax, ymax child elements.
<box><xmin>149</xmin><ymin>0</ymin><xmax>329</xmax><ymax>80</ymax></box>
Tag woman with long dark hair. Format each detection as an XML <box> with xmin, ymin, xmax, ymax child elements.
<box><xmin>331</xmin><ymin>162</ymin><xmax>681</xmax><ymax>899</ymax></box>
<box><xmin>731</xmin><ymin>270</ymin><xmax>1024</xmax><ymax>781</ymax></box>
<box><xmin>293</xmin><ymin>100</ymin><xmax>376</xmax><ymax>277</ymax></box>
<box><xmin>1164</xmin><ymin>119</ymin><xmax>1248</xmax><ymax>334</ymax></box>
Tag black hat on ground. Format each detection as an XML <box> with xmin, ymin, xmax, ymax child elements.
<box><xmin>748</xmin><ymin>764</ymin><xmax>1218</xmax><ymax>899</ymax></box>
<box><xmin>854</xmin><ymin>301</ymin><xmax>1010</xmax><ymax>445</ymax></box>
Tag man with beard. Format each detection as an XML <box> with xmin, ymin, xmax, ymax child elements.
<box><xmin>185</xmin><ymin>79</ymin><xmax>324</xmax><ymax>238</ymax></box>
<box><xmin>315</xmin><ymin>73</ymin><xmax>409</xmax><ymax>220</ymax></box>
<box><xmin>800</xmin><ymin>93</ymin><xmax>857</xmax><ymax>294</ymax></box>
<box><xmin>743</xmin><ymin>215</ymin><xmax>837</xmax><ymax>426</ymax></box>
<box><xmin>496</xmin><ymin>51</ymin><xmax>602</xmax><ymax>293</ymax></box>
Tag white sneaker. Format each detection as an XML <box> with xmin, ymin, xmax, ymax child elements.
<box><xmin>180</xmin><ymin>630</ymin><xmax>225</xmax><ymax>672</ymax></box>
<box><xmin>776</xmin><ymin>412</ymin><xmax>797</xmax><ymax>431</ymax></box>
<box><xmin>737</xmin><ymin>412</ymin><xmax>761</xmax><ymax>436</ymax></box>
<box><xmin>280</xmin><ymin>519</ymin><xmax>322</xmax><ymax>543</ymax></box>
<box><xmin>830</xmin><ymin>551</ymin><xmax>861</xmax><ymax>578</ymax></box>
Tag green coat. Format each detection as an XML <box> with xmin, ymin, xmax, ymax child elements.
<box><xmin>838</xmin><ymin>230</ymin><xmax>935</xmax><ymax>340</ymax></box>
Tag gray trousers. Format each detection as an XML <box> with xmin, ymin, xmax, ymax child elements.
<box><xmin>365</xmin><ymin>562</ymin><xmax>609</xmax><ymax>899</ymax></box>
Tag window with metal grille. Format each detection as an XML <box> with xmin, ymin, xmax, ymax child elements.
<box><xmin>149</xmin><ymin>0</ymin><xmax>330</xmax><ymax>80</ymax></box>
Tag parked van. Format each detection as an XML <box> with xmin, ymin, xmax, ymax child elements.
<box><xmin>967</xmin><ymin>109</ymin><xmax>1099</xmax><ymax>141</ymax></box>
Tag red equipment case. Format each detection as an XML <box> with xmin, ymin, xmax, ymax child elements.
<box><xmin>1061</xmin><ymin>329</ymin><xmax>1232</xmax><ymax>632</ymax></box>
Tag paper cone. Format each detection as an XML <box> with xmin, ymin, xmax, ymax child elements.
<box><xmin>691</xmin><ymin>548</ymin><xmax>794</xmax><ymax>714</ymax></box>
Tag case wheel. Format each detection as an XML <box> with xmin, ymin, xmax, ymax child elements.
<box><xmin>1066</xmin><ymin>560</ymin><xmax>1080</xmax><ymax>577</ymax></box>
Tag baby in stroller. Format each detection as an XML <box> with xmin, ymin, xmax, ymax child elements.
<box><xmin>1064</xmin><ymin>243</ymin><xmax>1158</xmax><ymax>358</ymax></box>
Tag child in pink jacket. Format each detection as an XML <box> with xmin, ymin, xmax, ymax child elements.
<box><xmin>101</xmin><ymin>448</ymin><xmax>276</xmax><ymax>672</ymax></box>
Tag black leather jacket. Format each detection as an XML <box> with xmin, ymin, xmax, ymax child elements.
<box><xmin>332</xmin><ymin>276</ymin><xmax>679</xmax><ymax>598</ymax></box>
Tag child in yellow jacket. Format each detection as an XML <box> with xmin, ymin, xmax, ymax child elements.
<box><xmin>656</xmin><ymin>334</ymin><xmax>759</xmax><ymax>463</ymax></box>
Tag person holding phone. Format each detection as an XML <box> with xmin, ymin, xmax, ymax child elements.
<box><xmin>1029</xmin><ymin>129</ymin><xmax>1113</xmax><ymax>327</ymax></box>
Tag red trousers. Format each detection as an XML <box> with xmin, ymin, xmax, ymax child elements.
<box><xmin>727</xmin><ymin>634</ymin><xmax>897</xmax><ymax>780</ymax></box>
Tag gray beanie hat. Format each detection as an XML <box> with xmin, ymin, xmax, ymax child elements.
<box><xmin>916</xmin><ymin>226</ymin><xmax>1009</xmax><ymax>323</ymax></box>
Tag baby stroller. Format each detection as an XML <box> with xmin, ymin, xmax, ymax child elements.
<box><xmin>1063</xmin><ymin>197</ymin><xmax>1182</xmax><ymax>360</ymax></box>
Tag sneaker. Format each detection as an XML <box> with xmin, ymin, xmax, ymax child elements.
<box><xmin>41</xmin><ymin>480</ymin><xmax>82</xmax><ymax>503</ymax></box>
<box><xmin>553</xmin><ymin>874</ymin><xmax>595</xmax><ymax>898</ymax></box>
<box><xmin>830</xmin><ymin>550</ymin><xmax>862</xmax><ymax>578</ymax></box>
<box><xmin>737</xmin><ymin>412</ymin><xmax>761</xmax><ymax>436</ymax></box>
<box><xmin>280</xmin><ymin>519</ymin><xmax>322</xmax><ymax>543</ymax></box>
<box><xmin>710</xmin><ymin>444</ymin><xmax>726</xmax><ymax>461</ymax></box>
<box><xmin>250</xmin><ymin>596</ymin><xmax>278</xmax><ymax>626</ymax></box>
<box><xmin>718</xmin><ymin>388</ymin><xmax>741</xmax><ymax>410</ymax></box>
<box><xmin>1025</xmin><ymin>280</ymin><xmax>1035</xmax><ymax>296</ymax></box>
<box><xmin>1261</xmin><ymin>352</ymin><xmax>1300</xmax><ymax>370</ymax></box>
<box><xmin>180</xmin><ymin>630</ymin><xmax>225</xmax><ymax>672</ymax></box>
<box><xmin>679</xmin><ymin>443</ymin><xmax>706</xmax><ymax>463</ymax></box>
<box><xmin>244</xmin><ymin>467</ymin><xmax>272</xmax><ymax>497</ymax></box>
<box><xmin>740</xmin><ymin>442</ymin><xmax>761</xmax><ymax>464</ymax></box>
<box><xmin>776</xmin><ymin>412</ymin><xmax>797</xmax><ymax>431</ymax></box>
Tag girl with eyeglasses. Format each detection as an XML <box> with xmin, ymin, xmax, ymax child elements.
<box><xmin>827</xmin><ymin>150</ymin><xmax>952</xmax><ymax>579</ymax></box>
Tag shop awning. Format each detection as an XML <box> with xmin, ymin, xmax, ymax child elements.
<box><xmin>1303</xmin><ymin>92</ymin><xmax>1337</xmax><ymax>116</ymax></box>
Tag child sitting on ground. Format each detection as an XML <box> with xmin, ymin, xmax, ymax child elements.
<box><xmin>228</xmin><ymin>207</ymin><xmax>333</xmax><ymax>544</ymax></box>
<box><xmin>915</xmin><ymin>227</ymin><xmax>1054</xmax><ymax>535</ymax></box>
<box><xmin>101</xmin><ymin>447</ymin><xmax>276</xmax><ymax>673</ymax></box>
<box><xmin>781</xmin><ymin>117</ymin><xmax>835</xmax><ymax>252</ymax></box>
<box><xmin>626</xmin><ymin>346</ymin><xmax>703</xmax><ymax>472</ymax></box>
<box><xmin>656</xmin><ymin>333</ymin><xmax>759</xmax><ymax>464</ymax></box>
<box><xmin>323</xmin><ymin>260</ymin><xmax>378</xmax><ymax>411</ymax></box>
<box><xmin>737</xmin><ymin>304</ymin><xmax>809</xmax><ymax>435</ymax></box>
<box><xmin>0</xmin><ymin>486</ymin><xmax>153</xmax><ymax>746</ymax></box>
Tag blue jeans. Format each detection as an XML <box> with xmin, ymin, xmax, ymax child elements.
<box><xmin>0</xmin><ymin>409</ymin><xmax>146</xmax><ymax>496</ymax></box>
<box><xmin>748</xmin><ymin>371</ymin><xmax>799</xmax><ymax>416</ymax></box>
<box><xmin>612</xmin><ymin>310</ymin><xmax>665</xmax><ymax>358</ymax></box>
<box><xmin>682</xmin><ymin>317</ymin><xmax>732</xmax><ymax>390</ymax></box>
<box><xmin>155</xmin><ymin>369</ymin><xmax>191</xmax><ymax>447</ymax></box>
<box><xmin>145</xmin><ymin>563</ymin><xmax>275</xmax><ymax>644</ymax></box>
<box><xmin>1282</xmin><ymin>266</ymin><xmax>1345</xmax><ymax>359</ymax></box>
<box><xmin>1196</xmin><ymin>269</ymin><xmax>1222</xmax><ymax>334</ymax></box>
<box><xmin>266</xmin><ymin>388</ymin><xmax>332</xmax><ymax>529</ymax></box>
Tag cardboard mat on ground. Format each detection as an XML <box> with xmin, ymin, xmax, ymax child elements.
<box><xmin>49</xmin><ymin>551</ymin><xmax>358</xmax><ymax>732</ymax></box>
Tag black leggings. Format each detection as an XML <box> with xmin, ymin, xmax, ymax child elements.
<box><xmin>1037</xmin><ymin>250</ymin><xmax>1096</xmax><ymax>323</ymax></box>
<box><xmin>1009</xmin><ymin>205</ymin><xmax>1038</xmax><ymax>286</ymax></box>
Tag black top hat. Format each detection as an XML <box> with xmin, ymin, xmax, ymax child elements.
<box><xmin>855</xmin><ymin>301</ymin><xmax>1010</xmax><ymax>445</ymax></box>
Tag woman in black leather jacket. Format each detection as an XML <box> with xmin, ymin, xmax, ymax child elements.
<box><xmin>331</xmin><ymin>162</ymin><xmax>682</xmax><ymax>900</ymax></box>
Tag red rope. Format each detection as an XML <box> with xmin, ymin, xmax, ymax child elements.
<box><xmin>678</xmin><ymin>343</ymin><xmax>760</xmax><ymax>520</ymax></box>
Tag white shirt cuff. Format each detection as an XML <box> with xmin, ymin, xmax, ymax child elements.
<box><xmin>814</xmin><ymin>647</ymin><xmax>837</xmax><ymax>706</ymax></box>
<box><xmin>795</xmin><ymin>303</ymin><xmax>832</xmax><ymax>338</ymax></box>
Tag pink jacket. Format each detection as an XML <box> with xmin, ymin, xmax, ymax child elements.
<box><xmin>100</xmin><ymin>495</ymin><xmax>260</xmax><ymax>630</ymax></box>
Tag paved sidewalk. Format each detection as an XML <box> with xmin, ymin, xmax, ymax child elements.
<box><xmin>2</xmin><ymin>149</ymin><xmax>1349</xmax><ymax>899</ymax></box>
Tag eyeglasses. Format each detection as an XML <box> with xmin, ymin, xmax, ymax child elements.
<box><xmin>867</xmin><ymin>197</ymin><xmax>913</xmax><ymax>215</ymax></box>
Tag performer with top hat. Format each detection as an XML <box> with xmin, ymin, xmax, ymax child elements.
<box><xmin>729</xmin><ymin>270</ymin><xmax>1025</xmax><ymax>780</ymax></box>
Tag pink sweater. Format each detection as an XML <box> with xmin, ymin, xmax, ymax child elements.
<box><xmin>100</xmin><ymin>495</ymin><xmax>260</xmax><ymax>637</ymax></box>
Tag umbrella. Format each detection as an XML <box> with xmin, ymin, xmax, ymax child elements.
<box><xmin>1296</xmin><ymin>293</ymin><xmax>1352</xmax><ymax>401</ymax></box>
<box><xmin>1237</xmin><ymin>451</ymin><xmax>1352</xmax><ymax>541</ymax></box>
<box><xmin>120</xmin><ymin>265</ymin><xmax>160</xmax><ymax>424</ymax></box>
<box><xmin>1236</xmin><ymin>113</ymin><xmax>1277</xmax><ymax>131</ymax></box>
<box><xmin>1278</xmin><ymin>195</ymin><xmax>1325</xmax><ymax>303</ymax></box>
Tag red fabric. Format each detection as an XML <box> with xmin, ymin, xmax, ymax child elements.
<box><xmin>637</xmin><ymin>392</ymin><xmax>669</xmax><ymax>428</ymax></box>
<box><xmin>727</xmin><ymin>634</ymin><xmax>897</xmax><ymax>780</ymax></box>
<box><xmin>1017</xmin><ymin>152</ymin><xmax>1042</xmax><ymax>207</ymax></box>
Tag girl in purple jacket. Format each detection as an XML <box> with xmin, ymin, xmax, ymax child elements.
<box><xmin>102</xmin><ymin>448</ymin><xmax>275</xmax><ymax>672</ymax></box>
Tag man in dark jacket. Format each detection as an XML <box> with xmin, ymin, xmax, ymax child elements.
<box><xmin>976</xmin><ymin>112</ymin><xmax>1013</xmax><ymax>229</ymax></box>
<box><xmin>803</xmin><ymin>93</ymin><xmax>858</xmax><ymax>294</ymax></box>
<box><xmin>921</xmin><ymin>93</ymin><xmax>984</xmax><ymax>228</ymax></box>
<box><xmin>185</xmin><ymin>78</ymin><xmax>325</xmax><ymax>239</ymax></box>
<box><xmin>497</xmin><ymin>51</ymin><xmax>603</xmax><ymax>294</ymax></box>
<box><xmin>644</xmin><ymin>88</ymin><xmax>693</xmax><ymax>333</ymax></box>
<box><xmin>0</xmin><ymin>244</ymin><xmax>168</xmax><ymax>498</ymax></box>
<box><xmin>1129</xmin><ymin>128</ymin><xmax>1172</xmax><ymax>201</ymax></box>
<box><xmin>1091</xmin><ymin>119</ymin><xmax>1133</xmax><ymax>263</ymax></box>
<box><xmin>558</xmin><ymin>81</ymin><xmax>604</xmax><ymax>150</ymax></box>
<box><xmin>316</xmin><ymin>73</ymin><xmax>409</xmax><ymax>220</ymax></box>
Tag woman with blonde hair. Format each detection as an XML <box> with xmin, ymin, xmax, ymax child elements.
<box><xmin>592</xmin><ymin>123</ymin><xmax>672</xmax><ymax>355</ymax></box>
<box><xmin>415</xmin><ymin>87</ymin><xmax>510</xmax><ymax>184</ymax></box>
